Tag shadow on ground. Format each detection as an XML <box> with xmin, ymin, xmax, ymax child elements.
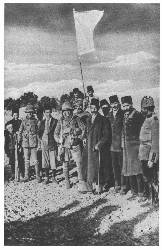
<box><xmin>4</xmin><ymin>198</ymin><xmax>159</xmax><ymax>246</ymax></box>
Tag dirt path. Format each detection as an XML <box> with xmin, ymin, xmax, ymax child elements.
<box><xmin>4</xmin><ymin>167</ymin><xmax>159</xmax><ymax>246</ymax></box>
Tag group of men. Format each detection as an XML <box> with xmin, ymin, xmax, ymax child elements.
<box><xmin>4</xmin><ymin>85</ymin><xmax>159</xmax><ymax>203</ymax></box>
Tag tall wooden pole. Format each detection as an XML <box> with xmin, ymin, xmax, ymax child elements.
<box><xmin>79</xmin><ymin>60</ymin><xmax>86</xmax><ymax>97</ymax></box>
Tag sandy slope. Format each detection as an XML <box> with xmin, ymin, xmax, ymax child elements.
<box><xmin>4</xmin><ymin>165</ymin><xmax>159</xmax><ymax>246</ymax></box>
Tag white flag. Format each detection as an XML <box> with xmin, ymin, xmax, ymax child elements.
<box><xmin>73</xmin><ymin>9</ymin><xmax>104</xmax><ymax>56</ymax></box>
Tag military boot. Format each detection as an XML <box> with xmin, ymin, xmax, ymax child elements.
<box><xmin>77</xmin><ymin>163</ymin><xmax>83</xmax><ymax>180</ymax></box>
<box><xmin>52</xmin><ymin>169</ymin><xmax>59</xmax><ymax>185</ymax></box>
<box><xmin>35</xmin><ymin>163</ymin><xmax>41</xmax><ymax>183</ymax></box>
<box><xmin>63</xmin><ymin>167</ymin><xmax>70</xmax><ymax>189</ymax></box>
<box><xmin>138</xmin><ymin>182</ymin><xmax>150</xmax><ymax>203</ymax></box>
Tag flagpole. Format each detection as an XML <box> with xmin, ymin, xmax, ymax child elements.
<box><xmin>79</xmin><ymin>59</ymin><xmax>86</xmax><ymax>97</ymax></box>
<box><xmin>73</xmin><ymin>8</ymin><xmax>86</xmax><ymax>97</ymax></box>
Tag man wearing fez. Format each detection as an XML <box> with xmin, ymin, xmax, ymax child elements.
<box><xmin>86</xmin><ymin>98</ymin><xmax>112</xmax><ymax>193</ymax></box>
<box><xmin>38</xmin><ymin>105</ymin><xmax>58</xmax><ymax>185</ymax></box>
<box><xmin>100</xmin><ymin>99</ymin><xmax>114</xmax><ymax>190</ymax></box>
<box><xmin>121</xmin><ymin>96</ymin><xmax>144</xmax><ymax>198</ymax></box>
<box><xmin>83</xmin><ymin>85</ymin><xmax>99</xmax><ymax>111</ymax></box>
<box><xmin>100</xmin><ymin>99</ymin><xmax>110</xmax><ymax>117</ymax></box>
<box><xmin>18</xmin><ymin>104</ymin><xmax>41</xmax><ymax>183</ymax></box>
<box><xmin>108</xmin><ymin>95</ymin><xmax>126</xmax><ymax>193</ymax></box>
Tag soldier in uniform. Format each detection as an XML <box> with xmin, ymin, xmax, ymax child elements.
<box><xmin>121</xmin><ymin>96</ymin><xmax>144</xmax><ymax>198</ymax></box>
<box><xmin>18</xmin><ymin>104</ymin><xmax>41</xmax><ymax>183</ymax></box>
<box><xmin>71</xmin><ymin>88</ymin><xmax>84</xmax><ymax>111</ymax></box>
<box><xmin>73</xmin><ymin>98</ymin><xmax>91</xmax><ymax>185</ymax></box>
<box><xmin>54</xmin><ymin>101</ymin><xmax>86</xmax><ymax>190</ymax></box>
<box><xmin>38</xmin><ymin>105</ymin><xmax>58</xmax><ymax>185</ymax></box>
<box><xmin>108</xmin><ymin>95</ymin><xmax>127</xmax><ymax>193</ymax></box>
<box><xmin>138</xmin><ymin>96</ymin><xmax>159</xmax><ymax>202</ymax></box>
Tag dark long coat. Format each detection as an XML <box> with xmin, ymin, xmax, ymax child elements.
<box><xmin>86</xmin><ymin>113</ymin><xmax>112</xmax><ymax>185</ymax></box>
<box><xmin>122</xmin><ymin>108</ymin><xmax>144</xmax><ymax>176</ymax></box>
<box><xmin>108</xmin><ymin>109</ymin><xmax>124</xmax><ymax>152</ymax></box>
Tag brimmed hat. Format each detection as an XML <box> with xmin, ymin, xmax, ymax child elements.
<box><xmin>109</xmin><ymin>95</ymin><xmax>119</xmax><ymax>104</ymax></box>
<box><xmin>25</xmin><ymin>104</ymin><xmax>35</xmax><ymax>113</ymax></box>
<box><xmin>87</xmin><ymin>85</ymin><xmax>94</xmax><ymax>92</ymax></box>
<box><xmin>121</xmin><ymin>96</ymin><xmax>132</xmax><ymax>105</ymax></box>
<box><xmin>141</xmin><ymin>96</ymin><xmax>154</xmax><ymax>108</ymax></box>
<box><xmin>90</xmin><ymin>98</ymin><xmax>99</xmax><ymax>109</ymax></box>
<box><xmin>100</xmin><ymin>99</ymin><xmax>109</xmax><ymax>107</ymax></box>
<box><xmin>62</xmin><ymin>101</ymin><xmax>73</xmax><ymax>111</ymax></box>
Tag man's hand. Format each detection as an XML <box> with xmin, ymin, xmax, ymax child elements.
<box><xmin>83</xmin><ymin>138</ymin><xmax>87</xmax><ymax>147</ymax></box>
<box><xmin>148</xmin><ymin>161</ymin><xmax>154</xmax><ymax>168</ymax></box>
<box><xmin>17</xmin><ymin>143</ymin><xmax>22</xmax><ymax>151</ymax></box>
<box><xmin>94</xmin><ymin>144</ymin><xmax>99</xmax><ymax>151</ymax></box>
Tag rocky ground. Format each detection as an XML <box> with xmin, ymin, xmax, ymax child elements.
<box><xmin>4</xmin><ymin>164</ymin><xmax>159</xmax><ymax>246</ymax></box>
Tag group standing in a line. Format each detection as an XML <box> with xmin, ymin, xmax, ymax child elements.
<box><xmin>4</xmin><ymin>86</ymin><xmax>159</xmax><ymax>203</ymax></box>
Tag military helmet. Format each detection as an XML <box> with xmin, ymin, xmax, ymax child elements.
<box><xmin>62</xmin><ymin>101</ymin><xmax>73</xmax><ymax>111</ymax></box>
<box><xmin>141</xmin><ymin>96</ymin><xmax>154</xmax><ymax>108</ymax></box>
<box><xmin>25</xmin><ymin>104</ymin><xmax>35</xmax><ymax>113</ymax></box>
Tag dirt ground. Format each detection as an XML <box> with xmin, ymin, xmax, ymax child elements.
<box><xmin>4</xmin><ymin>165</ymin><xmax>159</xmax><ymax>246</ymax></box>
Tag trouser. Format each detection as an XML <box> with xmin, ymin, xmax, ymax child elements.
<box><xmin>8</xmin><ymin>149</ymin><xmax>15</xmax><ymax>177</ymax></box>
<box><xmin>62</xmin><ymin>146</ymin><xmax>87</xmax><ymax>191</ymax></box>
<box><xmin>71</xmin><ymin>147</ymin><xmax>83</xmax><ymax>181</ymax></box>
<box><xmin>141</xmin><ymin>160</ymin><xmax>154</xmax><ymax>198</ymax></box>
<box><xmin>129</xmin><ymin>174</ymin><xmax>143</xmax><ymax>195</ymax></box>
<box><xmin>23</xmin><ymin>147</ymin><xmax>40</xmax><ymax>180</ymax></box>
<box><xmin>111</xmin><ymin>151</ymin><xmax>123</xmax><ymax>188</ymax></box>
<box><xmin>42</xmin><ymin>149</ymin><xmax>56</xmax><ymax>169</ymax></box>
<box><xmin>18</xmin><ymin>148</ymin><xmax>25</xmax><ymax>178</ymax></box>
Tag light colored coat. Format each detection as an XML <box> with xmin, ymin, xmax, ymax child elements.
<box><xmin>139</xmin><ymin>113</ymin><xmax>159</xmax><ymax>163</ymax></box>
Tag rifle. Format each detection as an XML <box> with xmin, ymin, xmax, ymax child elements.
<box><xmin>15</xmin><ymin>133</ymin><xmax>20</xmax><ymax>182</ymax></box>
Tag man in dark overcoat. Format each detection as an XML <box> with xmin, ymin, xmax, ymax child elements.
<box><xmin>86</xmin><ymin>98</ymin><xmax>112</xmax><ymax>193</ymax></box>
<box><xmin>100</xmin><ymin>99</ymin><xmax>114</xmax><ymax>190</ymax></box>
<box><xmin>108</xmin><ymin>95</ymin><xmax>127</xmax><ymax>193</ymax></box>
<box><xmin>121</xmin><ymin>96</ymin><xmax>145</xmax><ymax>198</ymax></box>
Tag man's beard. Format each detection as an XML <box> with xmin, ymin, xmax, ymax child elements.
<box><xmin>102</xmin><ymin>108</ymin><xmax>109</xmax><ymax>116</ymax></box>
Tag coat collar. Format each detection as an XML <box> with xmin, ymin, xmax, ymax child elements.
<box><xmin>43</xmin><ymin>117</ymin><xmax>54</xmax><ymax>131</ymax></box>
<box><xmin>110</xmin><ymin>108</ymin><xmax>122</xmax><ymax>119</ymax></box>
<box><xmin>89</xmin><ymin>112</ymin><xmax>101</xmax><ymax>130</ymax></box>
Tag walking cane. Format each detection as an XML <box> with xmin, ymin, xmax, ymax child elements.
<box><xmin>97</xmin><ymin>149</ymin><xmax>101</xmax><ymax>194</ymax></box>
<box><xmin>15</xmin><ymin>134</ymin><xmax>20</xmax><ymax>182</ymax></box>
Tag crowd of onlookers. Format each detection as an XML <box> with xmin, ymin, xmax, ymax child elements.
<box><xmin>4</xmin><ymin>85</ymin><xmax>159</xmax><ymax>205</ymax></box>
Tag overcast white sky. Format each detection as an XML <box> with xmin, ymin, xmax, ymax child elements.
<box><xmin>4</xmin><ymin>3</ymin><xmax>160</xmax><ymax>109</ymax></box>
